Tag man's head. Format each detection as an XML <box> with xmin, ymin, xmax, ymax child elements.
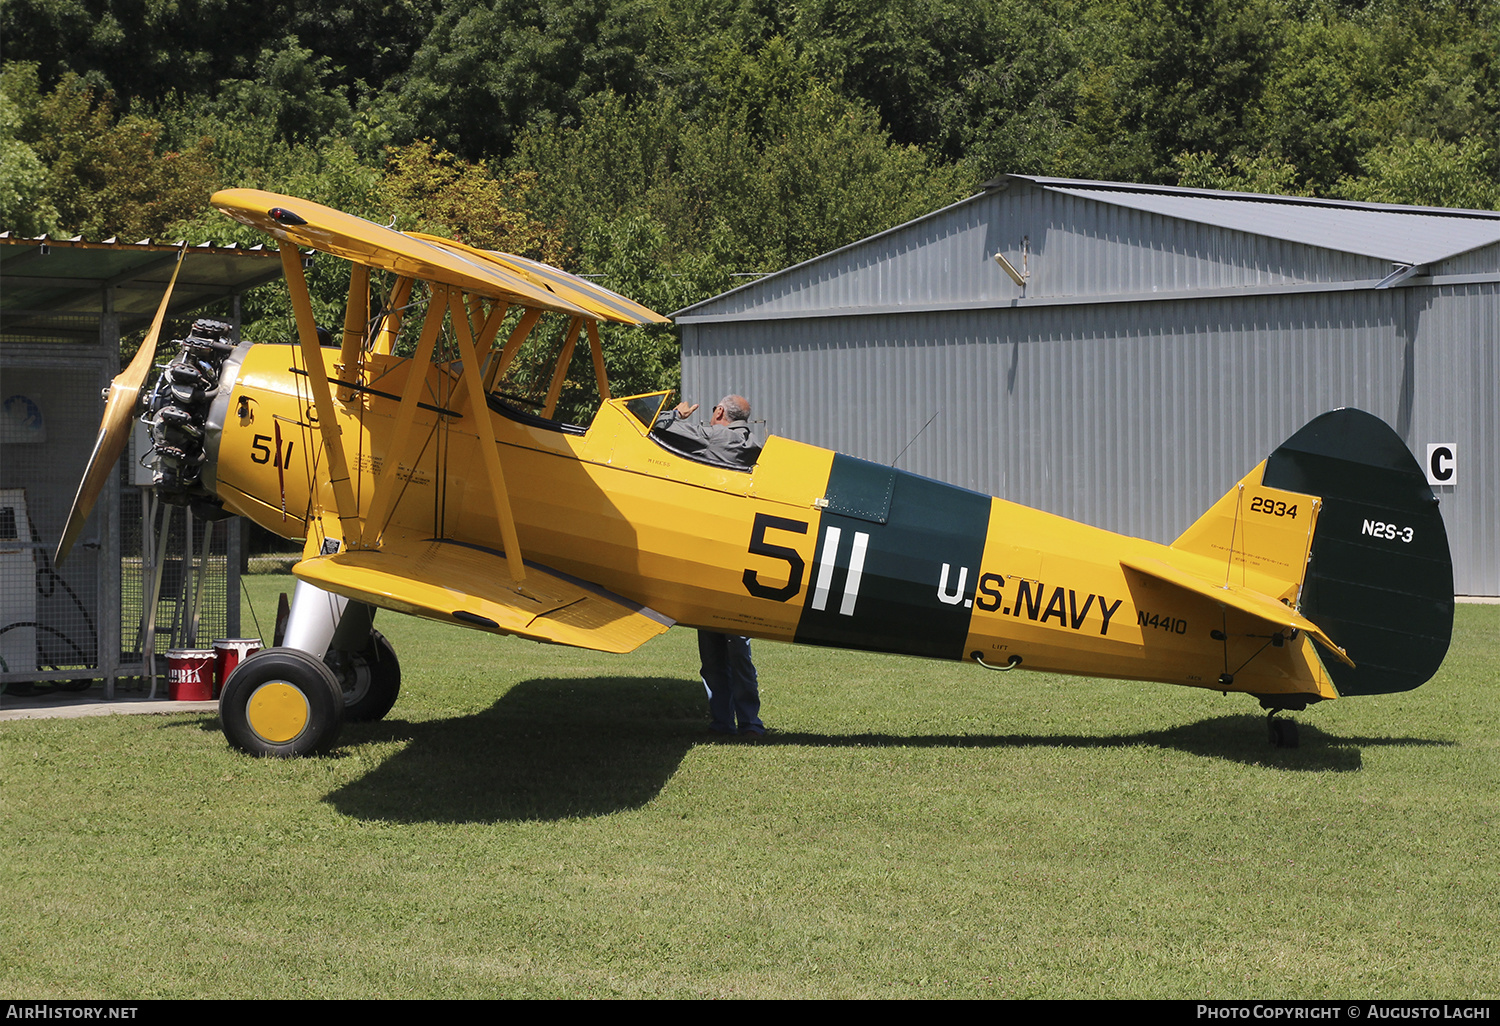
<box><xmin>712</xmin><ymin>394</ymin><xmax>751</xmax><ymax>425</ymax></box>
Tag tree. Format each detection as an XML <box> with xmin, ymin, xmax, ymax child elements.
<box><xmin>936</xmin><ymin>0</ymin><xmax>1103</xmax><ymax>178</ymax></box>
<box><xmin>1334</xmin><ymin>135</ymin><xmax>1500</xmax><ymax>210</ymax></box>
<box><xmin>381</xmin><ymin>0</ymin><xmax>654</xmax><ymax>160</ymax></box>
<box><xmin>1171</xmin><ymin>150</ymin><xmax>1308</xmax><ymax>195</ymax></box>
<box><xmin>0</xmin><ymin>63</ymin><xmax>59</xmax><ymax>235</ymax></box>
<box><xmin>380</xmin><ymin>140</ymin><xmax>568</xmax><ymax>261</ymax></box>
<box><xmin>0</xmin><ymin>0</ymin><xmax>437</xmax><ymax>114</ymax></box>
<box><xmin>513</xmin><ymin>41</ymin><xmax>968</xmax><ymax>274</ymax></box>
<box><xmin>198</xmin><ymin>37</ymin><xmax>355</xmax><ymax>147</ymax></box>
<box><xmin>2</xmin><ymin>66</ymin><xmax>216</xmax><ymax>239</ymax></box>
<box><xmin>1089</xmin><ymin>0</ymin><xmax>1282</xmax><ymax>182</ymax></box>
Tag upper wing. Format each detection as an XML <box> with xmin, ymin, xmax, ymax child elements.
<box><xmin>211</xmin><ymin>188</ymin><xmax>596</xmax><ymax>318</ymax></box>
<box><xmin>294</xmin><ymin>530</ymin><xmax>674</xmax><ymax>655</ymax></box>
<box><xmin>212</xmin><ymin>187</ymin><xmax>668</xmax><ymax>601</ymax></box>
<box><xmin>407</xmin><ymin>233</ymin><xmax>669</xmax><ymax>325</ymax></box>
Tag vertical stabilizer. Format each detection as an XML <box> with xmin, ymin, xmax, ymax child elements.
<box><xmin>1171</xmin><ymin>459</ymin><xmax>1321</xmax><ymax>608</ymax></box>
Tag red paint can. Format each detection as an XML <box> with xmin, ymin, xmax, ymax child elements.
<box><xmin>212</xmin><ymin>638</ymin><xmax>263</xmax><ymax>698</ymax></box>
<box><xmin>166</xmin><ymin>649</ymin><xmax>215</xmax><ymax>701</ymax></box>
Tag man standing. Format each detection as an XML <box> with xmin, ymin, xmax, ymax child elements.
<box><xmin>654</xmin><ymin>395</ymin><xmax>766</xmax><ymax>738</ymax></box>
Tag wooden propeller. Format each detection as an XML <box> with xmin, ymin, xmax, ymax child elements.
<box><xmin>55</xmin><ymin>247</ymin><xmax>187</xmax><ymax>565</ymax></box>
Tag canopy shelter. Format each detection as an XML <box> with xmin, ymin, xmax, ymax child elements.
<box><xmin>1</xmin><ymin>234</ymin><xmax>283</xmax><ymax>339</ymax></box>
<box><xmin>1</xmin><ymin>234</ymin><xmax>282</xmax><ymax>692</ymax></box>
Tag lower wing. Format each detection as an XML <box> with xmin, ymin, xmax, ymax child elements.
<box><xmin>294</xmin><ymin>531</ymin><xmax>673</xmax><ymax>654</ymax></box>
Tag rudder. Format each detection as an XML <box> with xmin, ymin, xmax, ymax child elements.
<box><xmin>1261</xmin><ymin>409</ymin><xmax>1453</xmax><ymax>696</ymax></box>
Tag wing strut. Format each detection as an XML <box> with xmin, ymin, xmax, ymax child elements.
<box><xmin>587</xmin><ymin>320</ymin><xmax>611</xmax><ymax>401</ymax></box>
<box><xmin>473</xmin><ymin>298</ymin><xmax>510</xmax><ymax>365</ymax></box>
<box><xmin>337</xmin><ymin>262</ymin><xmax>369</xmax><ymax>402</ymax></box>
<box><xmin>447</xmin><ymin>287</ymin><xmax>527</xmax><ymax>583</ymax></box>
<box><xmin>281</xmin><ymin>243</ymin><xmax>363</xmax><ymax>548</ymax></box>
<box><xmin>541</xmin><ymin>317</ymin><xmax>584</xmax><ymax>418</ymax></box>
<box><xmin>361</xmin><ymin>282</ymin><xmax>447</xmax><ymax>548</ymax></box>
<box><xmin>482</xmin><ymin>307</ymin><xmax>542</xmax><ymax>392</ymax></box>
<box><xmin>371</xmin><ymin>276</ymin><xmax>414</xmax><ymax>355</ymax></box>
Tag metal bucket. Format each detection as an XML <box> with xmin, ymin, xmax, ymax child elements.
<box><xmin>166</xmin><ymin>649</ymin><xmax>215</xmax><ymax>701</ymax></box>
<box><xmin>212</xmin><ymin>638</ymin><xmax>263</xmax><ymax>698</ymax></box>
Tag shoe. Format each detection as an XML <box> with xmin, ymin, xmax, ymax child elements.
<box><xmin>738</xmin><ymin>727</ymin><xmax>767</xmax><ymax>742</ymax></box>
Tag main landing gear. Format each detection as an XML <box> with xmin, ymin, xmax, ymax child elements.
<box><xmin>325</xmin><ymin>629</ymin><xmax>401</xmax><ymax>723</ymax></box>
<box><xmin>220</xmin><ymin>584</ymin><xmax>401</xmax><ymax>757</ymax></box>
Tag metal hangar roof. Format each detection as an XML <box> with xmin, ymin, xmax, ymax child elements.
<box><xmin>676</xmin><ymin>176</ymin><xmax>1500</xmax><ymax>323</ymax></box>
<box><xmin>1022</xmin><ymin>176</ymin><xmax>1500</xmax><ymax>267</ymax></box>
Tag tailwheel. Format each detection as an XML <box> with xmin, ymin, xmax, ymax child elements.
<box><xmin>220</xmin><ymin>648</ymin><xmax>345</xmax><ymax>757</ymax></box>
<box><xmin>326</xmin><ymin>629</ymin><xmax>401</xmax><ymax>723</ymax></box>
<box><xmin>1268</xmin><ymin>713</ymin><xmax>1300</xmax><ymax>749</ymax></box>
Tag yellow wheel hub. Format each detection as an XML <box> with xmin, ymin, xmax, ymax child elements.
<box><xmin>246</xmin><ymin>681</ymin><xmax>311</xmax><ymax>744</ymax></box>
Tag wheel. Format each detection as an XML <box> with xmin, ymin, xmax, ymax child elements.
<box><xmin>219</xmin><ymin>647</ymin><xmax>345</xmax><ymax>757</ymax></box>
<box><xmin>327</xmin><ymin>630</ymin><xmax>400</xmax><ymax>722</ymax></box>
<box><xmin>325</xmin><ymin>629</ymin><xmax>401</xmax><ymax>722</ymax></box>
<box><xmin>1268</xmin><ymin>717</ymin><xmax>1300</xmax><ymax>749</ymax></box>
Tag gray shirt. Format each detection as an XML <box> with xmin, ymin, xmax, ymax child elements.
<box><xmin>653</xmin><ymin>411</ymin><xmax>762</xmax><ymax>468</ymax></box>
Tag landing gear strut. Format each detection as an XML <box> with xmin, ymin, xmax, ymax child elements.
<box><xmin>320</xmin><ymin>597</ymin><xmax>401</xmax><ymax>722</ymax></box>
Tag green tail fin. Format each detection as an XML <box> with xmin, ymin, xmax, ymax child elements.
<box><xmin>1261</xmin><ymin>409</ymin><xmax>1453</xmax><ymax>696</ymax></box>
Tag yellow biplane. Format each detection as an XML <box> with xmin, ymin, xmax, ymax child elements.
<box><xmin>59</xmin><ymin>189</ymin><xmax>1454</xmax><ymax>755</ymax></box>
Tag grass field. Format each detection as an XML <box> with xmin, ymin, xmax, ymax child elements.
<box><xmin>2</xmin><ymin>577</ymin><xmax>1495</xmax><ymax>998</ymax></box>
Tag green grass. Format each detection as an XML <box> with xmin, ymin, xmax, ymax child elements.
<box><xmin>2</xmin><ymin>579</ymin><xmax>1496</xmax><ymax>998</ymax></box>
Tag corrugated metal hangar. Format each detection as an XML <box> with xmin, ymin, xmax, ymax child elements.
<box><xmin>675</xmin><ymin>175</ymin><xmax>1499</xmax><ymax>597</ymax></box>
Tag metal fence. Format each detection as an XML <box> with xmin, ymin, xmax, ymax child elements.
<box><xmin>2</xmin><ymin>322</ymin><xmax>241</xmax><ymax>693</ymax></box>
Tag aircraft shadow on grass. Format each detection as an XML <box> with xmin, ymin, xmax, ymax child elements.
<box><xmin>302</xmin><ymin>676</ymin><xmax>1454</xmax><ymax>824</ymax></box>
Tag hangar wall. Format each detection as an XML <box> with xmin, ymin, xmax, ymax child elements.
<box><xmin>677</xmin><ymin>178</ymin><xmax>1499</xmax><ymax>596</ymax></box>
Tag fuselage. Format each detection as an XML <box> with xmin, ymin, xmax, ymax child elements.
<box><xmin>202</xmin><ymin>343</ymin><xmax>1332</xmax><ymax>701</ymax></box>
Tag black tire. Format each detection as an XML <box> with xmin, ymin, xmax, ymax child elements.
<box><xmin>327</xmin><ymin>629</ymin><xmax>401</xmax><ymax>723</ymax></box>
<box><xmin>220</xmin><ymin>647</ymin><xmax>345</xmax><ymax>757</ymax></box>
<box><xmin>1269</xmin><ymin>718</ymin><xmax>1300</xmax><ymax>749</ymax></box>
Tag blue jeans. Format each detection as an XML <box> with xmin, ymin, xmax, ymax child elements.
<box><xmin>699</xmin><ymin>632</ymin><xmax>762</xmax><ymax>734</ymax></box>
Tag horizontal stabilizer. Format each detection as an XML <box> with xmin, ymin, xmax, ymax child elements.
<box><xmin>294</xmin><ymin>535</ymin><xmax>673</xmax><ymax>654</ymax></box>
<box><xmin>1121</xmin><ymin>555</ymin><xmax>1354</xmax><ymax>668</ymax></box>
